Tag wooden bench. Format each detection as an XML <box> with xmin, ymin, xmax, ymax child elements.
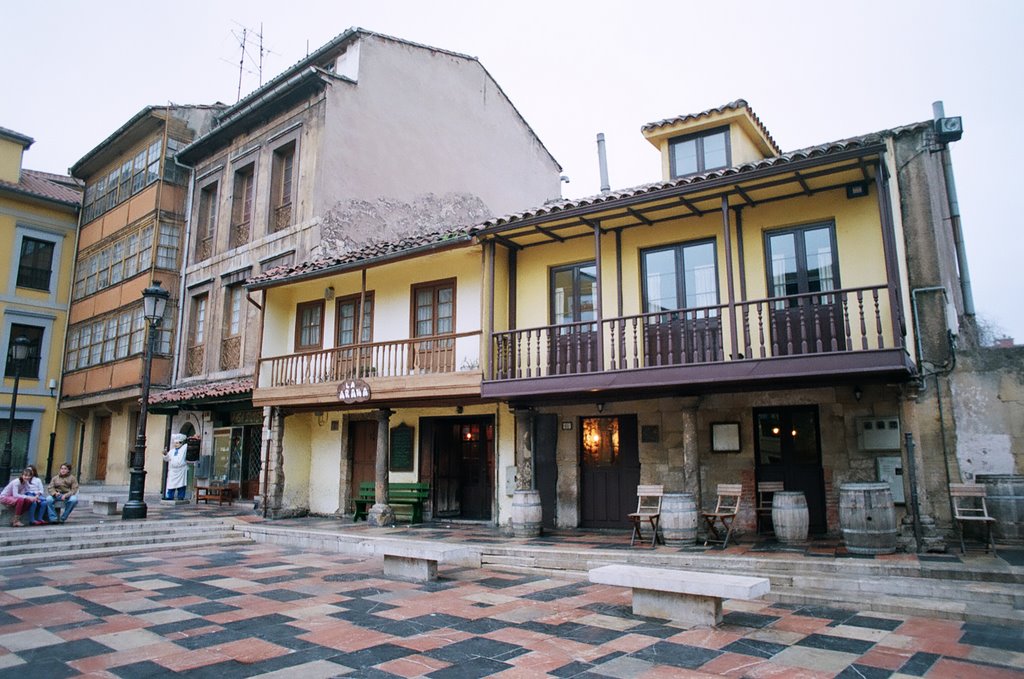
<box><xmin>373</xmin><ymin>539</ymin><xmax>480</xmax><ymax>581</ymax></box>
<box><xmin>195</xmin><ymin>484</ymin><xmax>234</xmax><ymax>506</ymax></box>
<box><xmin>92</xmin><ymin>494</ymin><xmax>120</xmax><ymax>516</ymax></box>
<box><xmin>589</xmin><ymin>564</ymin><xmax>770</xmax><ymax>627</ymax></box>
<box><xmin>353</xmin><ymin>482</ymin><xmax>429</xmax><ymax>523</ymax></box>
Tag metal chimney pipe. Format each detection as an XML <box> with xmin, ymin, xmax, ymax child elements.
<box><xmin>931</xmin><ymin>101</ymin><xmax>975</xmax><ymax>317</ymax></box>
<box><xmin>596</xmin><ymin>133</ymin><xmax>611</xmax><ymax>194</ymax></box>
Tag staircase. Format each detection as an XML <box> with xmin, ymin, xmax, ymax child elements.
<box><xmin>0</xmin><ymin>517</ymin><xmax>252</xmax><ymax>567</ymax></box>
<box><xmin>478</xmin><ymin>543</ymin><xmax>1024</xmax><ymax>626</ymax></box>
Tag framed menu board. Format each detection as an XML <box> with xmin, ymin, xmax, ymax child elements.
<box><xmin>389</xmin><ymin>424</ymin><xmax>414</xmax><ymax>471</ymax></box>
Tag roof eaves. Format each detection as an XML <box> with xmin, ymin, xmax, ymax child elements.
<box><xmin>70</xmin><ymin>106</ymin><xmax>161</xmax><ymax>177</ymax></box>
<box><xmin>0</xmin><ymin>126</ymin><xmax>34</xmax><ymax>148</ymax></box>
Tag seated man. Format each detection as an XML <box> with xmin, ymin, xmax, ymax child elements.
<box><xmin>45</xmin><ymin>463</ymin><xmax>79</xmax><ymax>523</ymax></box>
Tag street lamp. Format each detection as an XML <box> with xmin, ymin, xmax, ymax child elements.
<box><xmin>0</xmin><ymin>335</ymin><xmax>32</xmax><ymax>486</ymax></box>
<box><xmin>122</xmin><ymin>281</ymin><xmax>170</xmax><ymax>520</ymax></box>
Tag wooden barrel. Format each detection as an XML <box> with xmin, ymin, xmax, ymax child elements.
<box><xmin>772</xmin><ymin>491</ymin><xmax>809</xmax><ymax>544</ymax></box>
<box><xmin>511</xmin><ymin>490</ymin><xmax>542</xmax><ymax>537</ymax></box>
<box><xmin>976</xmin><ymin>474</ymin><xmax>1024</xmax><ymax>544</ymax></box>
<box><xmin>660</xmin><ymin>493</ymin><xmax>698</xmax><ymax>546</ymax></box>
<box><xmin>839</xmin><ymin>483</ymin><xmax>897</xmax><ymax>554</ymax></box>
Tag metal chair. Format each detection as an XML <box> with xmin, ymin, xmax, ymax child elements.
<box><xmin>702</xmin><ymin>484</ymin><xmax>743</xmax><ymax>548</ymax></box>
<box><xmin>756</xmin><ymin>481</ymin><xmax>785</xmax><ymax>535</ymax></box>
<box><xmin>628</xmin><ymin>484</ymin><xmax>664</xmax><ymax>548</ymax></box>
<box><xmin>950</xmin><ymin>483</ymin><xmax>996</xmax><ymax>554</ymax></box>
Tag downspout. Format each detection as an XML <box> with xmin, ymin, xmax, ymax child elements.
<box><xmin>486</xmin><ymin>241</ymin><xmax>495</xmax><ymax>380</ymax></box>
<box><xmin>596</xmin><ymin>133</ymin><xmax>611</xmax><ymax>194</ymax></box>
<box><xmin>53</xmin><ymin>191</ymin><xmax>85</xmax><ymax>481</ymax></box>
<box><xmin>172</xmin><ymin>161</ymin><xmax>196</xmax><ymax>386</ymax></box>
<box><xmin>932</xmin><ymin>102</ymin><xmax>974</xmax><ymax>316</ymax></box>
<box><xmin>721</xmin><ymin>197</ymin><xmax>738</xmax><ymax>358</ymax></box>
<box><xmin>593</xmin><ymin>221</ymin><xmax>604</xmax><ymax>370</ymax></box>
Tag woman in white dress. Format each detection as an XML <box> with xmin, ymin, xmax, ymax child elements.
<box><xmin>163</xmin><ymin>433</ymin><xmax>189</xmax><ymax>500</ymax></box>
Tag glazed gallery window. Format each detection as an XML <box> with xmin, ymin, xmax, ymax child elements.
<box><xmin>766</xmin><ymin>223</ymin><xmax>840</xmax><ymax>302</ymax></box>
<box><xmin>16</xmin><ymin>236</ymin><xmax>55</xmax><ymax>291</ymax></box>
<box><xmin>65</xmin><ymin>306</ymin><xmax>171</xmax><ymax>371</ymax></box>
<box><xmin>336</xmin><ymin>293</ymin><xmax>373</xmax><ymax>346</ymax></box>
<box><xmin>641</xmin><ymin>240</ymin><xmax>719</xmax><ymax>313</ymax></box>
<box><xmin>270</xmin><ymin>141</ymin><xmax>296</xmax><ymax>232</ymax></box>
<box><xmin>668</xmin><ymin>126</ymin><xmax>730</xmax><ymax>178</ymax></box>
<box><xmin>73</xmin><ymin>225</ymin><xmax>155</xmax><ymax>300</ymax></box>
<box><xmin>81</xmin><ymin>136</ymin><xmax>169</xmax><ymax>223</ymax></box>
<box><xmin>5</xmin><ymin>324</ymin><xmax>43</xmax><ymax>378</ymax></box>
<box><xmin>295</xmin><ymin>300</ymin><xmax>324</xmax><ymax>351</ymax></box>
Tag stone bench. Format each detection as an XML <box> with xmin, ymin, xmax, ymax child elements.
<box><xmin>91</xmin><ymin>494</ymin><xmax>120</xmax><ymax>516</ymax></box>
<box><xmin>588</xmin><ymin>564</ymin><xmax>770</xmax><ymax>627</ymax></box>
<box><xmin>374</xmin><ymin>540</ymin><xmax>480</xmax><ymax>582</ymax></box>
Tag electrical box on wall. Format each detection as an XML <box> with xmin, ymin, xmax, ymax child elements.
<box><xmin>857</xmin><ymin>417</ymin><xmax>901</xmax><ymax>450</ymax></box>
<box><xmin>876</xmin><ymin>456</ymin><xmax>905</xmax><ymax>504</ymax></box>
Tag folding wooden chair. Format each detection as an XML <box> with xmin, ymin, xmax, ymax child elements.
<box><xmin>702</xmin><ymin>484</ymin><xmax>743</xmax><ymax>548</ymax></box>
<box><xmin>756</xmin><ymin>481</ymin><xmax>784</xmax><ymax>535</ymax></box>
<box><xmin>628</xmin><ymin>484</ymin><xmax>664</xmax><ymax>548</ymax></box>
<box><xmin>950</xmin><ymin>483</ymin><xmax>996</xmax><ymax>554</ymax></box>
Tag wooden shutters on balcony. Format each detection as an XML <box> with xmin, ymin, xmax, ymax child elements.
<box><xmin>270</xmin><ymin>142</ymin><xmax>295</xmax><ymax>232</ymax></box>
<box><xmin>412</xmin><ymin>280</ymin><xmax>455</xmax><ymax>373</ymax></box>
<box><xmin>766</xmin><ymin>223</ymin><xmax>844</xmax><ymax>355</ymax></box>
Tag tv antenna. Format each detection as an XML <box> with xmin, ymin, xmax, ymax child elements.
<box><xmin>228</xmin><ymin>22</ymin><xmax>272</xmax><ymax>102</ymax></box>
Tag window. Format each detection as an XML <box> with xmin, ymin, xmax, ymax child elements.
<box><xmin>156</xmin><ymin>223</ymin><xmax>180</xmax><ymax>269</ymax></box>
<box><xmin>668</xmin><ymin>126</ymin><xmax>730</xmax><ymax>178</ymax></box>
<box><xmin>5</xmin><ymin>325</ymin><xmax>43</xmax><ymax>378</ymax></box>
<box><xmin>196</xmin><ymin>182</ymin><xmax>218</xmax><ymax>261</ymax></box>
<box><xmin>80</xmin><ymin>136</ymin><xmax>166</xmax><ymax>223</ymax></box>
<box><xmin>16</xmin><ymin>237</ymin><xmax>55</xmax><ymax>291</ymax></box>
<box><xmin>190</xmin><ymin>295</ymin><xmax>208</xmax><ymax>347</ymax></box>
<box><xmin>336</xmin><ymin>293</ymin><xmax>373</xmax><ymax>346</ymax></box>
<box><xmin>221</xmin><ymin>286</ymin><xmax>244</xmax><ymax>371</ymax></box>
<box><xmin>230</xmin><ymin>164</ymin><xmax>255</xmax><ymax>248</ymax></box>
<box><xmin>270</xmin><ymin>141</ymin><xmax>296</xmax><ymax>231</ymax></box>
<box><xmin>413</xmin><ymin>281</ymin><xmax>455</xmax><ymax>338</ymax></box>
<box><xmin>642</xmin><ymin>240</ymin><xmax>719</xmax><ymax>313</ymax></box>
<box><xmin>72</xmin><ymin>224</ymin><xmax>155</xmax><ymax>301</ymax></box>
<box><xmin>549</xmin><ymin>263</ymin><xmax>597</xmax><ymax>374</ymax></box>
<box><xmin>295</xmin><ymin>300</ymin><xmax>324</xmax><ymax>351</ymax></box>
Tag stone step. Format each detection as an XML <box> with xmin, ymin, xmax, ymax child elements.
<box><xmin>0</xmin><ymin>534</ymin><xmax>253</xmax><ymax>568</ymax></box>
<box><xmin>768</xmin><ymin>586</ymin><xmax>1024</xmax><ymax>627</ymax></box>
<box><xmin>0</xmin><ymin>528</ymin><xmax>243</xmax><ymax>556</ymax></box>
<box><xmin>0</xmin><ymin>519</ymin><xmax>235</xmax><ymax>546</ymax></box>
<box><xmin>782</xmin><ymin>572</ymin><xmax>1024</xmax><ymax>608</ymax></box>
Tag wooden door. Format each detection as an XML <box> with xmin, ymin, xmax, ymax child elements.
<box><xmin>580</xmin><ymin>414</ymin><xmax>639</xmax><ymax>528</ymax></box>
<box><xmin>431</xmin><ymin>417</ymin><xmax>494</xmax><ymax>520</ymax></box>
<box><xmin>95</xmin><ymin>416</ymin><xmax>110</xmax><ymax>481</ymax></box>
<box><xmin>550</xmin><ymin>262</ymin><xmax>598</xmax><ymax>375</ymax></box>
<box><xmin>433</xmin><ymin>422</ymin><xmax>460</xmax><ymax>518</ymax></box>
<box><xmin>240</xmin><ymin>425</ymin><xmax>262</xmax><ymax>499</ymax></box>
<box><xmin>754</xmin><ymin>406</ymin><xmax>827</xmax><ymax>533</ymax></box>
<box><xmin>349</xmin><ymin>420</ymin><xmax>377</xmax><ymax>501</ymax></box>
<box><xmin>534</xmin><ymin>414</ymin><xmax>558</xmax><ymax>530</ymax></box>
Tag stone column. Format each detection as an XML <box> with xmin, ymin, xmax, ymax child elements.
<box><xmin>680</xmin><ymin>398</ymin><xmax>701</xmax><ymax>503</ymax></box>
<box><xmin>513</xmin><ymin>408</ymin><xmax>535</xmax><ymax>489</ymax></box>
<box><xmin>258</xmin><ymin>407</ymin><xmax>285</xmax><ymax>518</ymax></box>
<box><xmin>367</xmin><ymin>408</ymin><xmax>395</xmax><ymax>527</ymax></box>
<box><xmin>898</xmin><ymin>385</ymin><xmax>945</xmax><ymax>552</ymax></box>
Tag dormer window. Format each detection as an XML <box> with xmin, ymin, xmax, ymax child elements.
<box><xmin>669</xmin><ymin>126</ymin><xmax>730</xmax><ymax>178</ymax></box>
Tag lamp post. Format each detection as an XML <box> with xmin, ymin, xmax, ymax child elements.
<box><xmin>0</xmin><ymin>335</ymin><xmax>32</xmax><ymax>486</ymax></box>
<box><xmin>122</xmin><ymin>281</ymin><xmax>169</xmax><ymax>520</ymax></box>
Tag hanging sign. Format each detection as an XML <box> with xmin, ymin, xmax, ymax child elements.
<box><xmin>339</xmin><ymin>378</ymin><xmax>371</xmax><ymax>404</ymax></box>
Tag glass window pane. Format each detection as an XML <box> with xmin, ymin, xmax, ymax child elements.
<box><xmin>803</xmin><ymin>227</ymin><xmax>835</xmax><ymax>294</ymax></box>
<box><xmin>703</xmin><ymin>131</ymin><xmax>728</xmax><ymax>169</ymax></box>
<box><xmin>643</xmin><ymin>249</ymin><xmax>677</xmax><ymax>313</ymax></box>
<box><xmin>672</xmin><ymin>139</ymin><xmax>698</xmax><ymax>176</ymax></box>
<box><xmin>682</xmin><ymin>242</ymin><xmax>717</xmax><ymax>308</ymax></box>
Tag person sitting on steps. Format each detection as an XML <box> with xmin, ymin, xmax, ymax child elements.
<box><xmin>45</xmin><ymin>463</ymin><xmax>79</xmax><ymax>523</ymax></box>
<box><xmin>25</xmin><ymin>465</ymin><xmax>48</xmax><ymax>525</ymax></box>
<box><xmin>1</xmin><ymin>468</ymin><xmax>44</xmax><ymax>527</ymax></box>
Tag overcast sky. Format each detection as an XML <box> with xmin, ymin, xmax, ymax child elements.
<box><xmin>3</xmin><ymin>1</ymin><xmax>1021</xmax><ymax>341</ymax></box>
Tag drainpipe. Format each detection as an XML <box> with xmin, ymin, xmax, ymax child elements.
<box><xmin>932</xmin><ymin>102</ymin><xmax>974</xmax><ymax>317</ymax></box>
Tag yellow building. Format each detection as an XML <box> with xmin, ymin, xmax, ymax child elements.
<box><xmin>0</xmin><ymin>126</ymin><xmax>81</xmax><ymax>483</ymax></box>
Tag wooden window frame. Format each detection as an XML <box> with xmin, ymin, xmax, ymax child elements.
<box><xmin>16</xmin><ymin>236</ymin><xmax>55</xmax><ymax>291</ymax></box>
<box><xmin>189</xmin><ymin>294</ymin><xmax>208</xmax><ymax>348</ymax></box>
<box><xmin>295</xmin><ymin>300</ymin><xmax>325</xmax><ymax>352</ymax></box>
<box><xmin>410</xmin><ymin>278</ymin><xmax>457</xmax><ymax>339</ymax></box>
<box><xmin>335</xmin><ymin>292</ymin><xmax>374</xmax><ymax>347</ymax></box>
<box><xmin>270</xmin><ymin>140</ymin><xmax>296</xmax><ymax>232</ymax></box>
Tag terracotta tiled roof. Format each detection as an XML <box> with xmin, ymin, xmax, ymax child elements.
<box><xmin>477</xmin><ymin>121</ymin><xmax>930</xmax><ymax>231</ymax></box>
<box><xmin>149</xmin><ymin>379</ymin><xmax>253</xmax><ymax>406</ymax></box>
<box><xmin>0</xmin><ymin>168</ymin><xmax>83</xmax><ymax>207</ymax></box>
<box><xmin>641</xmin><ymin>99</ymin><xmax>782</xmax><ymax>155</ymax></box>
<box><xmin>247</xmin><ymin>226</ymin><xmax>473</xmax><ymax>288</ymax></box>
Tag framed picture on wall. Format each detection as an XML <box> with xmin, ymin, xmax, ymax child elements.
<box><xmin>711</xmin><ymin>422</ymin><xmax>741</xmax><ymax>452</ymax></box>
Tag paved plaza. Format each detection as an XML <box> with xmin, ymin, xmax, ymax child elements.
<box><xmin>0</xmin><ymin>534</ymin><xmax>1022</xmax><ymax>678</ymax></box>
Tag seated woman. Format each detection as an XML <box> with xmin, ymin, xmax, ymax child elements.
<box><xmin>25</xmin><ymin>465</ymin><xmax>48</xmax><ymax>525</ymax></box>
<box><xmin>45</xmin><ymin>463</ymin><xmax>79</xmax><ymax>523</ymax></box>
<box><xmin>1</xmin><ymin>468</ymin><xmax>43</xmax><ymax>527</ymax></box>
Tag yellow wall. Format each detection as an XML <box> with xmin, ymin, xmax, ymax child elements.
<box><xmin>0</xmin><ymin>137</ymin><xmax>24</xmax><ymax>183</ymax></box>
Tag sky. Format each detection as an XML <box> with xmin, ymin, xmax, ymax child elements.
<box><xmin>2</xmin><ymin>1</ymin><xmax>1021</xmax><ymax>341</ymax></box>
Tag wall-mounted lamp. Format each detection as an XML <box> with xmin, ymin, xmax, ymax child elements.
<box><xmin>455</xmin><ymin>405</ymin><xmax>464</xmax><ymax>414</ymax></box>
<box><xmin>854</xmin><ymin>386</ymin><xmax>863</xmax><ymax>402</ymax></box>
<box><xmin>47</xmin><ymin>378</ymin><xmax>57</xmax><ymax>397</ymax></box>
<box><xmin>846</xmin><ymin>182</ymin><xmax>869</xmax><ymax>199</ymax></box>
<box><xmin>596</xmin><ymin>403</ymin><xmax>604</xmax><ymax>413</ymax></box>
<box><xmin>315</xmin><ymin>411</ymin><xmax>327</xmax><ymax>427</ymax></box>
<box><xmin>324</xmin><ymin>286</ymin><xmax>335</xmax><ymax>300</ymax></box>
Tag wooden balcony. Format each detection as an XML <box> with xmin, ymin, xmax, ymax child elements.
<box><xmin>253</xmin><ymin>331</ymin><xmax>483</xmax><ymax>408</ymax></box>
<box><xmin>485</xmin><ymin>285</ymin><xmax>915</xmax><ymax>400</ymax></box>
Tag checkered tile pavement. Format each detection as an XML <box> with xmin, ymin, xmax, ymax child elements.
<box><xmin>1</xmin><ymin>542</ymin><xmax>1021</xmax><ymax>677</ymax></box>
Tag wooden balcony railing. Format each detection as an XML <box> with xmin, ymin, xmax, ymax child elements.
<box><xmin>491</xmin><ymin>285</ymin><xmax>902</xmax><ymax>380</ymax></box>
<box><xmin>258</xmin><ymin>331</ymin><xmax>481</xmax><ymax>388</ymax></box>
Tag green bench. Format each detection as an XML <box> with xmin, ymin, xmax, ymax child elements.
<box><xmin>353</xmin><ymin>481</ymin><xmax>429</xmax><ymax>524</ymax></box>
